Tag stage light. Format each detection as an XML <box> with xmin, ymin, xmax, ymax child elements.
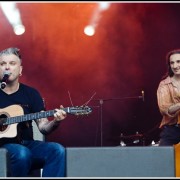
<box><xmin>99</xmin><ymin>2</ymin><xmax>111</xmax><ymax>11</ymax></box>
<box><xmin>0</xmin><ymin>2</ymin><xmax>25</xmax><ymax>35</ymax></box>
<box><xmin>14</xmin><ymin>24</ymin><xmax>25</xmax><ymax>35</ymax></box>
<box><xmin>84</xmin><ymin>25</ymin><xmax>95</xmax><ymax>36</ymax></box>
<box><xmin>84</xmin><ymin>2</ymin><xmax>111</xmax><ymax>36</ymax></box>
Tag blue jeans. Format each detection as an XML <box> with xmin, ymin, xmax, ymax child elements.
<box><xmin>2</xmin><ymin>140</ymin><xmax>65</xmax><ymax>177</ymax></box>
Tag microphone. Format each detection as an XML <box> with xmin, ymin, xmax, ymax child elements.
<box><xmin>0</xmin><ymin>71</ymin><xmax>11</xmax><ymax>89</ymax></box>
<box><xmin>141</xmin><ymin>90</ymin><xmax>145</xmax><ymax>102</ymax></box>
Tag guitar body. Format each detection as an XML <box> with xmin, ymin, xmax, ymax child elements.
<box><xmin>0</xmin><ymin>105</ymin><xmax>24</xmax><ymax>138</ymax></box>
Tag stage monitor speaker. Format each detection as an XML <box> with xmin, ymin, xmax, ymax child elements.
<box><xmin>66</xmin><ymin>146</ymin><xmax>175</xmax><ymax>177</ymax></box>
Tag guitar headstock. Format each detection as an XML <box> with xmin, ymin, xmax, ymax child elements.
<box><xmin>68</xmin><ymin>106</ymin><xmax>92</xmax><ymax>116</ymax></box>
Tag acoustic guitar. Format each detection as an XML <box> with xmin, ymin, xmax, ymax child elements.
<box><xmin>0</xmin><ymin>104</ymin><xmax>92</xmax><ymax>139</ymax></box>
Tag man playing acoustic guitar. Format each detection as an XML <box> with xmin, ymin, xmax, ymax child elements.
<box><xmin>0</xmin><ymin>47</ymin><xmax>67</xmax><ymax>177</ymax></box>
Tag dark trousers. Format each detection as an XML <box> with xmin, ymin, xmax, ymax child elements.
<box><xmin>159</xmin><ymin>124</ymin><xmax>180</xmax><ymax>146</ymax></box>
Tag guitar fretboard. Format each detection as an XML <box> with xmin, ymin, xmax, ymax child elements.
<box><xmin>1</xmin><ymin>106</ymin><xmax>90</xmax><ymax>125</ymax></box>
<box><xmin>3</xmin><ymin>110</ymin><xmax>56</xmax><ymax>125</ymax></box>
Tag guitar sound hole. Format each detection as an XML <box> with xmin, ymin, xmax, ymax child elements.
<box><xmin>0</xmin><ymin>114</ymin><xmax>8</xmax><ymax>132</ymax></box>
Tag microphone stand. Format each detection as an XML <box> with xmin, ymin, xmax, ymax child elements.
<box><xmin>99</xmin><ymin>99</ymin><xmax>104</xmax><ymax>147</ymax></box>
<box><xmin>94</xmin><ymin>95</ymin><xmax>143</xmax><ymax>147</ymax></box>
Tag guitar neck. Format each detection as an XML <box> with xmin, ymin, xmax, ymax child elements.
<box><xmin>3</xmin><ymin>108</ymin><xmax>71</xmax><ymax>125</ymax></box>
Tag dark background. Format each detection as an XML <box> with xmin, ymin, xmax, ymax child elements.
<box><xmin>0</xmin><ymin>2</ymin><xmax>179</xmax><ymax>147</ymax></box>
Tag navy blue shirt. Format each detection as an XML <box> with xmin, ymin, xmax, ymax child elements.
<box><xmin>0</xmin><ymin>83</ymin><xmax>45</xmax><ymax>145</ymax></box>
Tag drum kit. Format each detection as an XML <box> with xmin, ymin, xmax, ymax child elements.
<box><xmin>117</xmin><ymin>132</ymin><xmax>159</xmax><ymax>146</ymax></box>
<box><xmin>118</xmin><ymin>132</ymin><xmax>145</xmax><ymax>146</ymax></box>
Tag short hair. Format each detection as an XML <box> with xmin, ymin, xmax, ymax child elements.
<box><xmin>0</xmin><ymin>47</ymin><xmax>22</xmax><ymax>63</ymax></box>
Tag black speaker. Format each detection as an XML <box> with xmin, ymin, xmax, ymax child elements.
<box><xmin>66</xmin><ymin>146</ymin><xmax>175</xmax><ymax>177</ymax></box>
